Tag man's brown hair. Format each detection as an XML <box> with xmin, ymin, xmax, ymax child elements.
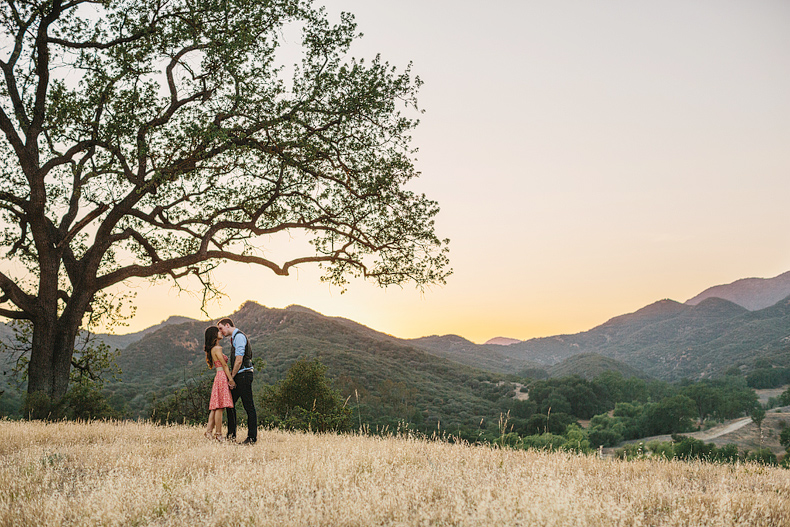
<box><xmin>218</xmin><ymin>318</ymin><xmax>234</xmax><ymax>327</ymax></box>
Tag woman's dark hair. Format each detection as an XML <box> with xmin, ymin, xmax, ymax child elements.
<box><xmin>204</xmin><ymin>326</ymin><xmax>220</xmax><ymax>368</ymax></box>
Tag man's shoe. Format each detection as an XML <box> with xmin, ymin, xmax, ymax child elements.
<box><xmin>241</xmin><ymin>437</ymin><xmax>256</xmax><ymax>445</ymax></box>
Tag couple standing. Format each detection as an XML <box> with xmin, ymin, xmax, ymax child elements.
<box><xmin>204</xmin><ymin>318</ymin><xmax>258</xmax><ymax>444</ymax></box>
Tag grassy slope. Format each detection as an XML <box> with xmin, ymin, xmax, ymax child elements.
<box><xmin>1</xmin><ymin>420</ymin><xmax>788</xmax><ymax>526</ymax></box>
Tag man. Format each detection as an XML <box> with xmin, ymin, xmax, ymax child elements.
<box><xmin>217</xmin><ymin>318</ymin><xmax>258</xmax><ymax>444</ymax></box>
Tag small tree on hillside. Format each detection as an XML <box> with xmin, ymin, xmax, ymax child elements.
<box><xmin>260</xmin><ymin>358</ymin><xmax>351</xmax><ymax>433</ymax></box>
<box><xmin>780</xmin><ymin>427</ymin><xmax>790</xmax><ymax>450</ymax></box>
<box><xmin>750</xmin><ymin>404</ymin><xmax>766</xmax><ymax>430</ymax></box>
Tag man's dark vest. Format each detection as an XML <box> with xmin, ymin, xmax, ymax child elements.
<box><xmin>229</xmin><ymin>330</ymin><xmax>253</xmax><ymax>371</ymax></box>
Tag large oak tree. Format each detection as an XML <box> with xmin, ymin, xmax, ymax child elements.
<box><xmin>0</xmin><ymin>0</ymin><xmax>449</xmax><ymax>414</ymax></box>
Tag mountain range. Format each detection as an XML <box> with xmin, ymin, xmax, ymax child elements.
<box><xmin>416</xmin><ymin>271</ymin><xmax>790</xmax><ymax>381</ymax></box>
<box><xmin>684</xmin><ymin>270</ymin><xmax>790</xmax><ymax>310</ymax></box>
<box><xmin>2</xmin><ymin>271</ymin><xmax>789</xmax><ymax>418</ymax></box>
<box><xmin>466</xmin><ymin>295</ymin><xmax>790</xmax><ymax>380</ymax></box>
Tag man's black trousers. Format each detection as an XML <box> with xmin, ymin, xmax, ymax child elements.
<box><xmin>227</xmin><ymin>371</ymin><xmax>257</xmax><ymax>442</ymax></box>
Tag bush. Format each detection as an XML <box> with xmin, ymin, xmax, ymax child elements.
<box><xmin>672</xmin><ymin>435</ymin><xmax>716</xmax><ymax>461</ymax></box>
<box><xmin>150</xmin><ymin>375</ymin><xmax>212</xmax><ymax>424</ymax></box>
<box><xmin>645</xmin><ymin>440</ymin><xmax>675</xmax><ymax>460</ymax></box>
<box><xmin>519</xmin><ymin>433</ymin><xmax>568</xmax><ymax>451</ymax></box>
<box><xmin>23</xmin><ymin>390</ymin><xmax>54</xmax><ymax>420</ymax></box>
<box><xmin>614</xmin><ymin>443</ymin><xmax>648</xmax><ymax>460</ymax></box>
<box><xmin>260</xmin><ymin>358</ymin><xmax>351</xmax><ymax>433</ymax></box>
<box><xmin>746</xmin><ymin>448</ymin><xmax>777</xmax><ymax>466</ymax></box>
<box><xmin>61</xmin><ymin>383</ymin><xmax>120</xmax><ymax>420</ymax></box>
<box><xmin>563</xmin><ymin>424</ymin><xmax>592</xmax><ymax>453</ymax></box>
<box><xmin>588</xmin><ymin>428</ymin><xmax>623</xmax><ymax>448</ymax></box>
<box><xmin>714</xmin><ymin>444</ymin><xmax>741</xmax><ymax>463</ymax></box>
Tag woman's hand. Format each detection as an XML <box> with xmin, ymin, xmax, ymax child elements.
<box><xmin>229</xmin><ymin>380</ymin><xmax>236</xmax><ymax>389</ymax></box>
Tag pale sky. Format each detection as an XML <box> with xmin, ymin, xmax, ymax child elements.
<box><xmin>36</xmin><ymin>1</ymin><xmax>790</xmax><ymax>342</ymax></box>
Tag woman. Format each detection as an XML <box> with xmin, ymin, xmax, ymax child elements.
<box><xmin>204</xmin><ymin>326</ymin><xmax>236</xmax><ymax>441</ymax></box>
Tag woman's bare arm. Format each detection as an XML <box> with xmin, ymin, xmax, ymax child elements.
<box><xmin>212</xmin><ymin>346</ymin><xmax>236</xmax><ymax>388</ymax></box>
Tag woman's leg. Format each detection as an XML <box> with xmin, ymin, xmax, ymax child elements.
<box><xmin>206</xmin><ymin>409</ymin><xmax>217</xmax><ymax>438</ymax></box>
<box><xmin>213</xmin><ymin>409</ymin><xmax>224</xmax><ymax>439</ymax></box>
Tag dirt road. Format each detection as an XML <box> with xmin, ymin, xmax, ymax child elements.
<box><xmin>696</xmin><ymin>417</ymin><xmax>751</xmax><ymax>440</ymax></box>
<box><xmin>618</xmin><ymin>406</ymin><xmax>790</xmax><ymax>447</ymax></box>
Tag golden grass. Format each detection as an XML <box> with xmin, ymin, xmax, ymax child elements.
<box><xmin>1</xmin><ymin>420</ymin><xmax>789</xmax><ymax>526</ymax></box>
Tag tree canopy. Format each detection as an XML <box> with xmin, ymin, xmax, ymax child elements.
<box><xmin>0</xmin><ymin>0</ymin><xmax>449</xmax><ymax>409</ymax></box>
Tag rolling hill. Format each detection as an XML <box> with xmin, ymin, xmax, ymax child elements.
<box><xmin>547</xmin><ymin>353</ymin><xmax>649</xmax><ymax>380</ymax></box>
<box><xmin>105</xmin><ymin>302</ymin><xmax>527</xmax><ymax>433</ymax></box>
<box><xmin>407</xmin><ymin>334</ymin><xmax>539</xmax><ymax>374</ymax></box>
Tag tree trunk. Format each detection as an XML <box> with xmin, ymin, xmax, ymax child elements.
<box><xmin>26</xmin><ymin>310</ymin><xmax>80</xmax><ymax>418</ymax></box>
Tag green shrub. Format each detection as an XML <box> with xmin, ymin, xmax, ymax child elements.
<box><xmin>714</xmin><ymin>444</ymin><xmax>741</xmax><ymax>463</ymax></box>
<box><xmin>672</xmin><ymin>435</ymin><xmax>716</xmax><ymax>461</ymax></box>
<box><xmin>62</xmin><ymin>383</ymin><xmax>120</xmax><ymax>420</ymax></box>
<box><xmin>150</xmin><ymin>375</ymin><xmax>212</xmax><ymax>424</ymax></box>
<box><xmin>519</xmin><ymin>433</ymin><xmax>568</xmax><ymax>451</ymax></box>
<box><xmin>23</xmin><ymin>390</ymin><xmax>54</xmax><ymax>420</ymax></box>
<box><xmin>614</xmin><ymin>443</ymin><xmax>648</xmax><ymax>460</ymax></box>
<box><xmin>746</xmin><ymin>448</ymin><xmax>777</xmax><ymax>466</ymax></box>
<box><xmin>260</xmin><ymin>358</ymin><xmax>351</xmax><ymax>433</ymax></box>
<box><xmin>780</xmin><ymin>427</ymin><xmax>790</xmax><ymax>450</ymax></box>
<box><xmin>645</xmin><ymin>440</ymin><xmax>675</xmax><ymax>460</ymax></box>
<box><xmin>563</xmin><ymin>424</ymin><xmax>591</xmax><ymax>453</ymax></box>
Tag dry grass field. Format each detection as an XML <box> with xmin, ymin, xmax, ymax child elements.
<box><xmin>1</xmin><ymin>420</ymin><xmax>789</xmax><ymax>527</ymax></box>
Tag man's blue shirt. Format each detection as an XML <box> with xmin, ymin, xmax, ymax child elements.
<box><xmin>231</xmin><ymin>328</ymin><xmax>253</xmax><ymax>373</ymax></box>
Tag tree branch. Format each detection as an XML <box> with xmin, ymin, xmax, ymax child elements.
<box><xmin>0</xmin><ymin>6</ymin><xmax>34</xmax><ymax>135</ymax></box>
<box><xmin>47</xmin><ymin>31</ymin><xmax>155</xmax><ymax>50</ymax></box>
<box><xmin>0</xmin><ymin>269</ymin><xmax>36</xmax><ymax>315</ymax></box>
<box><xmin>39</xmin><ymin>140</ymin><xmax>97</xmax><ymax>174</ymax></box>
<box><xmin>55</xmin><ymin>203</ymin><xmax>109</xmax><ymax>250</ymax></box>
<box><xmin>29</xmin><ymin>0</ymin><xmax>63</xmax><ymax>139</ymax></box>
<box><xmin>95</xmin><ymin>249</ymin><xmax>364</xmax><ymax>291</ymax></box>
<box><xmin>0</xmin><ymin>307</ymin><xmax>30</xmax><ymax>319</ymax></box>
<box><xmin>108</xmin><ymin>227</ymin><xmax>162</xmax><ymax>263</ymax></box>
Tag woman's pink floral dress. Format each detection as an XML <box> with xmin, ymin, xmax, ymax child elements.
<box><xmin>209</xmin><ymin>354</ymin><xmax>233</xmax><ymax>410</ymax></box>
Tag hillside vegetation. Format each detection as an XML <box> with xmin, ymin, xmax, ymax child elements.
<box><xmin>547</xmin><ymin>353</ymin><xmax>649</xmax><ymax>380</ymax></box>
<box><xmin>1</xmin><ymin>420</ymin><xmax>788</xmax><ymax>526</ymax></box>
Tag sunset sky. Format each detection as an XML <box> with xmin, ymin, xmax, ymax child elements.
<box><xmin>109</xmin><ymin>1</ymin><xmax>790</xmax><ymax>342</ymax></box>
